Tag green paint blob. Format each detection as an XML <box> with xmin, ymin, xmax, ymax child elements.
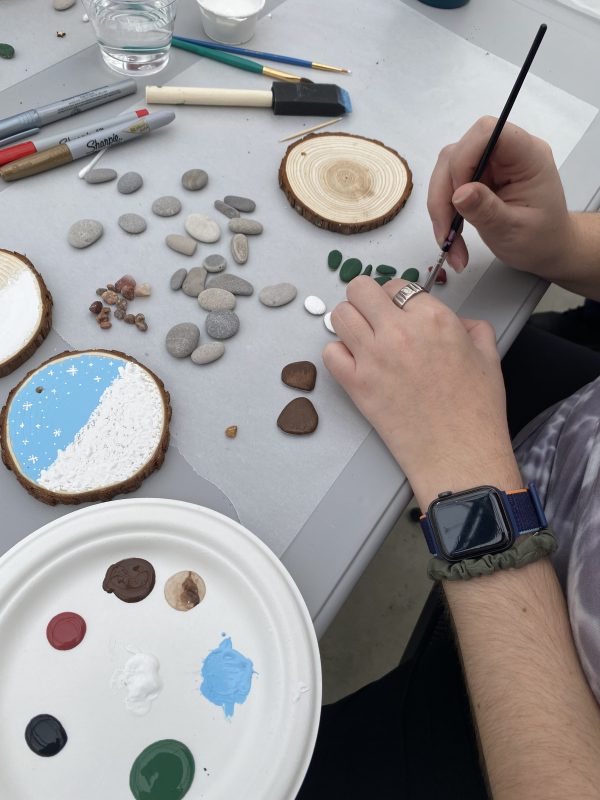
<box><xmin>0</xmin><ymin>43</ymin><xmax>15</xmax><ymax>59</ymax></box>
<box><xmin>340</xmin><ymin>258</ymin><xmax>362</xmax><ymax>283</ymax></box>
<box><xmin>327</xmin><ymin>249</ymin><xmax>343</xmax><ymax>270</ymax></box>
<box><xmin>129</xmin><ymin>740</ymin><xmax>195</xmax><ymax>800</ymax></box>
<box><xmin>376</xmin><ymin>265</ymin><xmax>397</xmax><ymax>276</ymax></box>
<box><xmin>375</xmin><ymin>276</ymin><xmax>391</xmax><ymax>285</ymax></box>
<box><xmin>362</xmin><ymin>264</ymin><xmax>373</xmax><ymax>276</ymax></box>
<box><xmin>401</xmin><ymin>267</ymin><xmax>420</xmax><ymax>282</ymax></box>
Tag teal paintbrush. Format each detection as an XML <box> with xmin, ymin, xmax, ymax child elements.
<box><xmin>172</xmin><ymin>38</ymin><xmax>308</xmax><ymax>83</ymax></box>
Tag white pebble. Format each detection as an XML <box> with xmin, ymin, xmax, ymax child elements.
<box><xmin>323</xmin><ymin>312</ymin><xmax>336</xmax><ymax>334</ymax></box>
<box><xmin>304</xmin><ymin>295</ymin><xmax>326</xmax><ymax>316</ymax></box>
<box><xmin>82</xmin><ymin>13</ymin><xmax>89</xmax><ymax>21</ymax></box>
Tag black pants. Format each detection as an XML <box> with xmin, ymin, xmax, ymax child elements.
<box><xmin>297</xmin><ymin>324</ymin><xmax>600</xmax><ymax>800</ymax></box>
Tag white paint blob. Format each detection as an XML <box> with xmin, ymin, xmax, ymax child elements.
<box><xmin>0</xmin><ymin>252</ymin><xmax>42</xmax><ymax>365</ymax></box>
<box><xmin>323</xmin><ymin>312</ymin><xmax>336</xmax><ymax>334</ymax></box>
<box><xmin>37</xmin><ymin>361</ymin><xmax>164</xmax><ymax>493</ymax></box>
<box><xmin>111</xmin><ymin>652</ymin><xmax>162</xmax><ymax>715</ymax></box>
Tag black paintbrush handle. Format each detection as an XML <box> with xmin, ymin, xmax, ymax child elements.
<box><xmin>442</xmin><ymin>23</ymin><xmax>547</xmax><ymax>252</ymax></box>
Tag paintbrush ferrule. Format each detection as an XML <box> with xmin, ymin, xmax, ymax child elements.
<box><xmin>422</xmin><ymin>250</ymin><xmax>448</xmax><ymax>292</ymax></box>
<box><xmin>311</xmin><ymin>62</ymin><xmax>347</xmax><ymax>73</ymax></box>
<box><xmin>263</xmin><ymin>66</ymin><xmax>304</xmax><ymax>82</ymax></box>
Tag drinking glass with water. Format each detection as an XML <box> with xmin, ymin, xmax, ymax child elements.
<box><xmin>83</xmin><ymin>0</ymin><xmax>178</xmax><ymax>76</ymax></box>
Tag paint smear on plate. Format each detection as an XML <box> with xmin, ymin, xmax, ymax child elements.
<box><xmin>111</xmin><ymin>651</ymin><xmax>162</xmax><ymax>715</ymax></box>
<box><xmin>200</xmin><ymin>637</ymin><xmax>254</xmax><ymax>718</ymax></box>
<box><xmin>129</xmin><ymin>739</ymin><xmax>195</xmax><ymax>800</ymax></box>
<box><xmin>46</xmin><ymin>611</ymin><xmax>87</xmax><ymax>650</ymax></box>
<box><xmin>164</xmin><ymin>570</ymin><xmax>206</xmax><ymax>612</ymax></box>
<box><xmin>25</xmin><ymin>714</ymin><xmax>68</xmax><ymax>757</ymax></box>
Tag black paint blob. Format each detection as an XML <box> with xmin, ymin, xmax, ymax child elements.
<box><xmin>25</xmin><ymin>714</ymin><xmax>68</xmax><ymax>757</ymax></box>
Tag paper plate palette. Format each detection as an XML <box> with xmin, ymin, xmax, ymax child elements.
<box><xmin>0</xmin><ymin>499</ymin><xmax>321</xmax><ymax>799</ymax></box>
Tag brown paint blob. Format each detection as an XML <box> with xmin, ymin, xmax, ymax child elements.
<box><xmin>46</xmin><ymin>611</ymin><xmax>87</xmax><ymax>650</ymax></box>
<box><xmin>164</xmin><ymin>570</ymin><xmax>206</xmax><ymax>612</ymax></box>
<box><xmin>102</xmin><ymin>557</ymin><xmax>156</xmax><ymax>603</ymax></box>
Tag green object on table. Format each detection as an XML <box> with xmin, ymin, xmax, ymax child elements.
<box><xmin>376</xmin><ymin>264</ymin><xmax>397</xmax><ymax>276</ymax></box>
<box><xmin>401</xmin><ymin>267</ymin><xmax>420</xmax><ymax>282</ymax></box>
<box><xmin>0</xmin><ymin>43</ymin><xmax>15</xmax><ymax>60</ymax></box>
<box><xmin>328</xmin><ymin>249</ymin><xmax>343</xmax><ymax>270</ymax></box>
<box><xmin>340</xmin><ymin>258</ymin><xmax>362</xmax><ymax>282</ymax></box>
<box><xmin>172</xmin><ymin>38</ymin><xmax>301</xmax><ymax>82</ymax></box>
<box><xmin>362</xmin><ymin>264</ymin><xmax>373</xmax><ymax>276</ymax></box>
<box><xmin>375</xmin><ymin>275</ymin><xmax>391</xmax><ymax>285</ymax></box>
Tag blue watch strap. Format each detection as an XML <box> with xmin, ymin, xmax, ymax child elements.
<box><xmin>420</xmin><ymin>482</ymin><xmax>547</xmax><ymax>556</ymax></box>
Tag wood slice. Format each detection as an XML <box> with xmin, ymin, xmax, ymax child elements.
<box><xmin>278</xmin><ymin>132</ymin><xmax>413</xmax><ymax>234</ymax></box>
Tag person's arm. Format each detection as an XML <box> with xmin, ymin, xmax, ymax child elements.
<box><xmin>411</xmin><ymin>465</ymin><xmax>600</xmax><ymax>800</ymax></box>
<box><xmin>427</xmin><ymin>116</ymin><xmax>600</xmax><ymax>300</ymax></box>
<box><xmin>323</xmin><ymin>275</ymin><xmax>600</xmax><ymax>799</ymax></box>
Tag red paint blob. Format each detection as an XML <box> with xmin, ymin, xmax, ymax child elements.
<box><xmin>46</xmin><ymin>612</ymin><xmax>87</xmax><ymax>651</ymax></box>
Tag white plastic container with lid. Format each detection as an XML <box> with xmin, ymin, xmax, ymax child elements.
<box><xmin>196</xmin><ymin>0</ymin><xmax>266</xmax><ymax>44</ymax></box>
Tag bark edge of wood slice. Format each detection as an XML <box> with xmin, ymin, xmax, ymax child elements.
<box><xmin>278</xmin><ymin>132</ymin><xmax>413</xmax><ymax>234</ymax></box>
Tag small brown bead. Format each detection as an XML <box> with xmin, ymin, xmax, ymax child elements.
<box><xmin>123</xmin><ymin>314</ymin><xmax>135</xmax><ymax>325</ymax></box>
<box><xmin>121</xmin><ymin>284</ymin><xmax>135</xmax><ymax>301</ymax></box>
<box><xmin>89</xmin><ymin>300</ymin><xmax>102</xmax><ymax>314</ymax></box>
<box><xmin>115</xmin><ymin>274</ymin><xmax>136</xmax><ymax>293</ymax></box>
<box><xmin>225</xmin><ymin>425</ymin><xmax>238</xmax><ymax>439</ymax></box>
<box><xmin>114</xmin><ymin>307</ymin><xmax>125</xmax><ymax>320</ymax></box>
<box><xmin>135</xmin><ymin>319</ymin><xmax>148</xmax><ymax>332</ymax></box>
<box><xmin>106</xmin><ymin>283</ymin><xmax>116</xmax><ymax>291</ymax></box>
<box><xmin>96</xmin><ymin>287</ymin><xmax>107</xmax><ymax>297</ymax></box>
<box><xmin>99</xmin><ymin>319</ymin><xmax>112</xmax><ymax>329</ymax></box>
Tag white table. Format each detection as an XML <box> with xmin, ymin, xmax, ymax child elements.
<box><xmin>0</xmin><ymin>0</ymin><xmax>599</xmax><ymax>636</ymax></box>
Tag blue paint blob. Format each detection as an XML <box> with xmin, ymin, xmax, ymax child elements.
<box><xmin>200</xmin><ymin>638</ymin><xmax>253</xmax><ymax>718</ymax></box>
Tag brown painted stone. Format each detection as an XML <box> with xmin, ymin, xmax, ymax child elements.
<box><xmin>281</xmin><ymin>360</ymin><xmax>317</xmax><ymax>392</ymax></box>
<box><xmin>277</xmin><ymin>398</ymin><xmax>318</xmax><ymax>435</ymax></box>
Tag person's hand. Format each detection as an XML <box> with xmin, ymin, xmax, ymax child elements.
<box><xmin>427</xmin><ymin>116</ymin><xmax>574</xmax><ymax>280</ymax></box>
<box><xmin>324</xmin><ymin>277</ymin><xmax>522</xmax><ymax>509</ymax></box>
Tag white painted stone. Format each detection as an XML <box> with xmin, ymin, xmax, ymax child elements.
<box><xmin>323</xmin><ymin>312</ymin><xmax>336</xmax><ymax>334</ymax></box>
<box><xmin>304</xmin><ymin>295</ymin><xmax>326</xmax><ymax>316</ymax></box>
<box><xmin>184</xmin><ymin>214</ymin><xmax>221</xmax><ymax>243</ymax></box>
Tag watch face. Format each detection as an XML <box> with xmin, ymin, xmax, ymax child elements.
<box><xmin>430</xmin><ymin>488</ymin><xmax>512</xmax><ymax>561</ymax></box>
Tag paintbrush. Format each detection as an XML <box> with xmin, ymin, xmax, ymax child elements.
<box><xmin>424</xmin><ymin>23</ymin><xmax>547</xmax><ymax>291</ymax></box>
<box><xmin>173</xmin><ymin>35</ymin><xmax>350</xmax><ymax>74</ymax></box>
<box><xmin>146</xmin><ymin>82</ymin><xmax>352</xmax><ymax>116</ymax></box>
<box><xmin>171</xmin><ymin>38</ymin><xmax>307</xmax><ymax>83</ymax></box>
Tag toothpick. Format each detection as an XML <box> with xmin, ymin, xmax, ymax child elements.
<box><xmin>279</xmin><ymin>117</ymin><xmax>342</xmax><ymax>143</ymax></box>
<box><xmin>78</xmin><ymin>148</ymin><xmax>106</xmax><ymax>179</ymax></box>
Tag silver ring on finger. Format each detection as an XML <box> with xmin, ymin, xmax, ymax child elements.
<box><xmin>392</xmin><ymin>281</ymin><xmax>427</xmax><ymax>310</ymax></box>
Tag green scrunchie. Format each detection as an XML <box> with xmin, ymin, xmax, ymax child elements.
<box><xmin>427</xmin><ymin>528</ymin><xmax>557</xmax><ymax>582</ymax></box>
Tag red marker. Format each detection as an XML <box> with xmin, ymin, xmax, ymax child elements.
<box><xmin>0</xmin><ymin>108</ymin><xmax>149</xmax><ymax>167</ymax></box>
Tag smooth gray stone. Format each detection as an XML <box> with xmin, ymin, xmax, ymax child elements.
<box><xmin>228</xmin><ymin>218</ymin><xmax>263</xmax><ymax>235</ymax></box>
<box><xmin>170</xmin><ymin>268</ymin><xmax>187</xmax><ymax>291</ymax></box>
<box><xmin>182</xmin><ymin>266</ymin><xmax>207</xmax><ymax>297</ymax></box>
<box><xmin>166</xmin><ymin>234</ymin><xmax>197</xmax><ymax>256</ymax></box>
<box><xmin>152</xmin><ymin>195</ymin><xmax>182</xmax><ymax>217</ymax></box>
<box><xmin>231</xmin><ymin>233</ymin><xmax>248</xmax><ymax>265</ymax></box>
<box><xmin>191</xmin><ymin>342</ymin><xmax>225</xmax><ymax>365</ymax></box>
<box><xmin>208</xmin><ymin>273</ymin><xmax>254</xmax><ymax>296</ymax></box>
<box><xmin>118</xmin><ymin>212</ymin><xmax>147</xmax><ymax>234</ymax></box>
<box><xmin>202</xmin><ymin>253</ymin><xmax>226</xmax><ymax>273</ymax></box>
<box><xmin>67</xmin><ymin>218</ymin><xmax>103</xmax><ymax>248</ymax></box>
<box><xmin>259</xmin><ymin>282</ymin><xmax>297</xmax><ymax>308</ymax></box>
<box><xmin>85</xmin><ymin>168</ymin><xmax>117</xmax><ymax>184</ymax></box>
<box><xmin>181</xmin><ymin>169</ymin><xmax>208</xmax><ymax>191</ymax></box>
<box><xmin>214</xmin><ymin>199</ymin><xmax>240</xmax><ymax>219</ymax></box>
<box><xmin>166</xmin><ymin>322</ymin><xmax>200</xmax><ymax>358</ymax></box>
<box><xmin>198</xmin><ymin>288</ymin><xmax>236</xmax><ymax>312</ymax></box>
<box><xmin>185</xmin><ymin>213</ymin><xmax>221</xmax><ymax>243</ymax></box>
<box><xmin>54</xmin><ymin>0</ymin><xmax>75</xmax><ymax>8</ymax></box>
<box><xmin>117</xmin><ymin>171</ymin><xmax>143</xmax><ymax>194</ymax></box>
<box><xmin>224</xmin><ymin>195</ymin><xmax>256</xmax><ymax>213</ymax></box>
<box><xmin>206</xmin><ymin>310</ymin><xmax>240</xmax><ymax>340</ymax></box>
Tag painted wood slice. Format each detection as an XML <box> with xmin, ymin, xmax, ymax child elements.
<box><xmin>0</xmin><ymin>349</ymin><xmax>171</xmax><ymax>505</ymax></box>
<box><xmin>0</xmin><ymin>250</ymin><xmax>52</xmax><ymax>378</ymax></box>
<box><xmin>278</xmin><ymin>132</ymin><xmax>413</xmax><ymax>234</ymax></box>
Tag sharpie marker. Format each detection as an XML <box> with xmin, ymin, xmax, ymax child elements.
<box><xmin>0</xmin><ymin>78</ymin><xmax>137</xmax><ymax>144</ymax></box>
<box><xmin>0</xmin><ymin>109</ymin><xmax>149</xmax><ymax>167</ymax></box>
<box><xmin>0</xmin><ymin>111</ymin><xmax>175</xmax><ymax>182</ymax></box>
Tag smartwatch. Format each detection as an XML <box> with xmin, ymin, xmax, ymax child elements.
<box><xmin>420</xmin><ymin>482</ymin><xmax>548</xmax><ymax>563</ymax></box>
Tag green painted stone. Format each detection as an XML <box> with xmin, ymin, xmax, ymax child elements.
<box><xmin>130</xmin><ymin>739</ymin><xmax>195</xmax><ymax>800</ymax></box>
<box><xmin>0</xmin><ymin>43</ymin><xmax>15</xmax><ymax>60</ymax></box>
<box><xmin>375</xmin><ymin>276</ymin><xmax>391</xmax><ymax>285</ymax></box>
<box><xmin>401</xmin><ymin>267</ymin><xmax>420</xmax><ymax>282</ymax></box>
<box><xmin>376</xmin><ymin>265</ymin><xmax>397</xmax><ymax>276</ymax></box>
<box><xmin>340</xmin><ymin>258</ymin><xmax>362</xmax><ymax>283</ymax></box>
<box><xmin>327</xmin><ymin>249</ymin><xmax>343</xmax><ymax>270</ymax></box>
<box><xmin>362</xmin><ymin>264</ymin><xmax>373</xmax><ymax>276</ymax></box>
